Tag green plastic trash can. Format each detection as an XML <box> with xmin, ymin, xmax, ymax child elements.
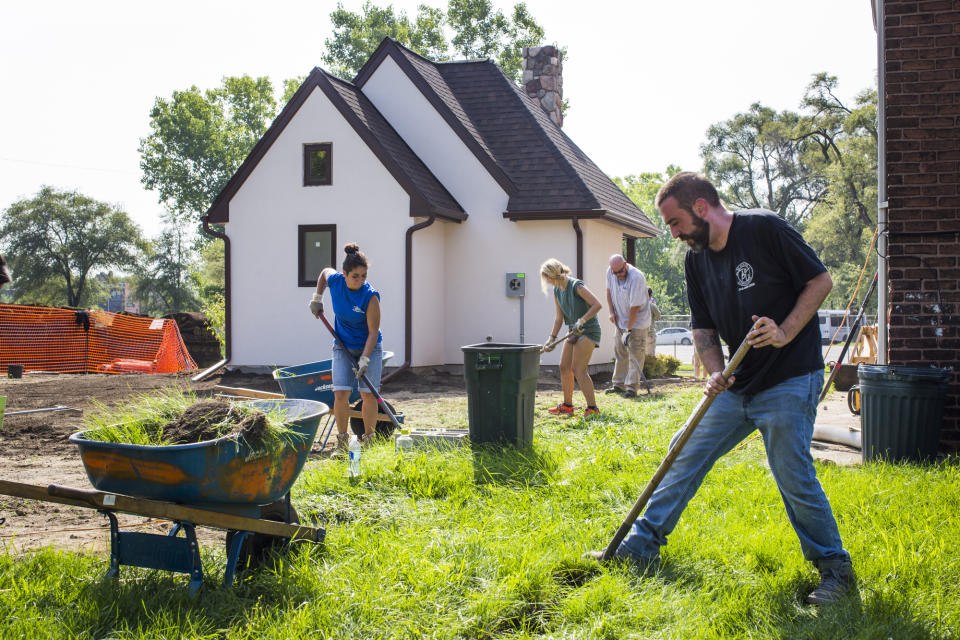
<box><xmin>462</xmin><ymin>343</ymin><xmax>541</xmax><ymax>447</ymax></box>
<box><xmin>858</xmin><ymin>364</ymin><xmax>953</xmax><ymax>463</ymax></box>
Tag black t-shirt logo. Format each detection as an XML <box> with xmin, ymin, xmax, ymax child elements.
<box><xmin>736</xmin><ymin>261</ymin><xmax>755</xmax><ymax>292</ymax></box>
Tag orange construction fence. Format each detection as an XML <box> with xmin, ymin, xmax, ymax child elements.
<box><xmin>0</xmin><ymin>304</ymin><xmax>197</xmax><ymax>374</ymax></box>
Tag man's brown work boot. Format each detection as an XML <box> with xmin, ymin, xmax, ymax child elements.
<box><xmin>805</xmin><ymin>558</ymin><xmax>856</xmax><ymax>605</ymax></box>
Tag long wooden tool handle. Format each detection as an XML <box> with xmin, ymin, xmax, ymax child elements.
<box><xmin>818</xmin><ymin>272</ymin><xmax>879</xmax><ymax>404</ymax></box>
<box><xmin>317</xmin><ymin>312</ymin><xmax>403</xmax><ymax>431</ymax></box>
<box><xmin>601</xmin><ymin>334</ymin><xmax>753</xmax><ymax>560</ymax></box>
<box><xmin>540</xmin><ymin>331</ymin><xmax>575</xmax><ymax>353</ymax></box>
<box><xmin>214</xmin><ymin>385</ymin><xmax>285</xmax><ymax>400</ymax></box>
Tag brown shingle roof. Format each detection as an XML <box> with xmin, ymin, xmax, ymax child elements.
<box><xmin>355</xmin><ymin>39</ymin><xmax>660</xmax><ymax>237</ymax></box>
<box><xmin>205</xmin><ymin>67</ymin><xmax>464</xmax><ymax>223</ymax></box>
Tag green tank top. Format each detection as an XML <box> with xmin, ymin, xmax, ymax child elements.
<box><xmin>554</xmin><ymin>277</ymin><xmax>601</xmax><ymax>343</ymax></box>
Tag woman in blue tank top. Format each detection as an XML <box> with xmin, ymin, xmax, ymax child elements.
<box><xmin>310</xmin><ymin>243</ymin><xmax>383</xmax><ymax>451</ymax></box>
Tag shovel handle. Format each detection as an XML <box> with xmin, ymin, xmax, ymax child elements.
<box><xmin>601</xmin><ymin>333</ymin><xmax>753</xmax><ymax>560</ymax></box>
<box><xmin>316</xmin><ymin>312</ymin><xmax>403</xmax><ymax>431</ymax></box>
<box><xmin>540</xmin><ymin>331</ymin><xmax>577</xmax><ymax>353</ymax></box>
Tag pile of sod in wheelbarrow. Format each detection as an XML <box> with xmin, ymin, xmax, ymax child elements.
<box><xmin>81</xmin><ymin>388</ymin><xmax>301</xmax><ymax>453</ymax></box>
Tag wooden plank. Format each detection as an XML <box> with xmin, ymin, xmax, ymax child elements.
<box><xmin>348</xmin><ymin>409</ymin><xmax>397</xmax><ymax>423</ymax></box>
<box><xmin>213</xmin><ymin>385</ymin><xmax>284</xmax><ymax>400</ymax></box>
<box><xmin>0</xmin><ymin>480</ymin><xmax>320</xmax><ymax>542</ymax></box>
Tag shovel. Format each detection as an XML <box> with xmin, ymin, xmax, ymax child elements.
<box><xmin>316</xmin><ymin>312</ymin><xmax>403</xmax><ymax>433</ymax></box>
<box><xmin>599</xmin><ymin>333</ymin><xmax>753</xmax><ymax>560</ymax></box>
<box><xmin>540</xmin><ymin>330</ymin><xmax>580</xmax><ymax>354</ymax></box>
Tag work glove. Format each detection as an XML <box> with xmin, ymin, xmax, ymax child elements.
<box><xmin>309</xmin><ymin>293</ymin><xmax>324</xmax><ymax>318</ymax></box>
<box><xmin>355</xmin><ymin>355</ymin><xmax>370</xmax><ymax>379</ymax></box>
<box><xmin>542</xmin><ymin>335</ymin><xmax>558</xmax><ymax>353</ymax></box>
<box><xmin>572</xmin><ymin>317</ymin><xmax>585</xmax><ymax>336</ymax></box>
<box><xmin>621</xmin><ymin>330</ymin><xmax>632</xmax><ymax>348</ymax></box>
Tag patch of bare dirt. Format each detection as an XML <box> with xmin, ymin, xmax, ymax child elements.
<box><xmin>0</xmin><ymin>367</ymin><xmax>462</xmax><ymax>554</ymax></box>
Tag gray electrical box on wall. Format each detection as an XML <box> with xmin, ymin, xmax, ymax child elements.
<box><xmin>505</xmin><ymin>272</ymin><xmax>525</xmax><ymax>297</ymax></box>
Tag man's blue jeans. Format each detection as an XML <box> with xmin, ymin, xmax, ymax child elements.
<box><xmin>620</xmin><ymin>371</ymin><xmax>850</xmax><ymax>565</ymax></box>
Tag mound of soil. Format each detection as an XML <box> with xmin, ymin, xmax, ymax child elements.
<box><xmin>161</xmin><ymin>399</ymin><xmax>268</xmax><ymax>447</ymax></box>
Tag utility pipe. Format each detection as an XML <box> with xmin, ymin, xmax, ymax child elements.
<box><xmin>382</xmin><ymin>216</ymin><xmax>436</xmax><ymax>384</ymax></box>
<box><xmin>193</xmin><ymin>216</ymin><xmax>231</xmax><ymax>382</ymax></box>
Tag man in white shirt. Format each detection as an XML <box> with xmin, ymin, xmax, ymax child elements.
<box><xmin>605</xmin><ymin>254</ymin><xmax>651</xmax><ymax>397</ymax></box>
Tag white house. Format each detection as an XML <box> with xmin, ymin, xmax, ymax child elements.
<box><xmin>203</xmin><ymin>39</ymin><xmax>660</xmax><ymax>374</ymax></box>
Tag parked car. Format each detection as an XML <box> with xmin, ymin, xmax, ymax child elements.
<box><xmin>656</xmin><ymin>327</ymin><xmax>693</xmax><ymax>345</ymax></box>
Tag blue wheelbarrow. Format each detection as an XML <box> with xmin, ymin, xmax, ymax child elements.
<box><xmin>7</xmin><ymin>398</ymin><xmax>332</xmax><ymax>594</ymax></box>
<box><xmin>272</xmin><ymin>351</ymin><xmax>403</xmax><ymax>446</ymax></box>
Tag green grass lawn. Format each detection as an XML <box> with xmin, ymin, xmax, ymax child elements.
<box><xmin>2</xmin><ymin>387</ymin><xmax>959</xmax><ymax>638</ymax></box>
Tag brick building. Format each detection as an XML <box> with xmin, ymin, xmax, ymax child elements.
<box><xmin>880</xmin><ymin>0</ymin><xmax>960</xmax><ymax>450</ymax></box>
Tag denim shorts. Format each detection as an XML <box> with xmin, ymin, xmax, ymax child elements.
<box><xmin>332</xmin><ymin>343</ymin><xmax>382</xmax><ymax>393</ymax></box>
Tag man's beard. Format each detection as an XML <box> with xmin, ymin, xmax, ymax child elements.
<box><xmin>680</xmin><ymin>216</ymin><xmax>710</xmax><ymax>252</ymax></box>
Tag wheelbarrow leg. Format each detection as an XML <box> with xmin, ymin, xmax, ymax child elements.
<box><xmin>223</xmin><ymin>531</ymin><xmax>251</xmax><ymax>588</ymax></box>
<box><xmin>318</xmin><ymin>414</ymin><xmax>336</xmax><ymax>451</ymax></box>
<box><xmin>101</xmin><ymin>510</ymin><xmax>204</xmax><ymax>596</ymax></box>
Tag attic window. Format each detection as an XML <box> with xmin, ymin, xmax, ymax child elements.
<box><xmin>298</xmin><ymin>224</ymin><xmax>336</xmax><ymax>287</ymax></box>
<box><xmin>303</xmin><ymin>143</ymin><xmax>332</xmax><ymax>186</ymax></box>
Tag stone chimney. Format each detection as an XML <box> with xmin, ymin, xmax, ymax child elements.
<box><xmin>522</xmin><ymin>45</ymin><xmax>563</xmax><ymax>127</ymax></box>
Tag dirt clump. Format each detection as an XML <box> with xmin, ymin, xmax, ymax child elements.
<box><xmin>236</xmin><ymin>410</ymin><xmax>269</xmax><ymax>449</ymax></box>
<box><xmin>161</xmin><ymin>400</ymin><xmax>242</xmax><ymax>444</ymax></box>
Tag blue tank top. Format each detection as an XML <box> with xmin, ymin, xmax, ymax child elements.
<box><xmin>327</xmin><ymin>271</ymin><xmax>382</xmax><ymax>349</ymax></box>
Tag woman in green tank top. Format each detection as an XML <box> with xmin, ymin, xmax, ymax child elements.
<box><xmin>540</xmin><ymin>258</ymin><xmax>603</xmax><ymax>417</ymax></box>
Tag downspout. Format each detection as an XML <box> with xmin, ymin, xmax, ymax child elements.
<box><xmin>875</xmin><ymin>0</ymin><xmax>889</xmax><ymax>364</ymax></box>
<box><xmin>573</xmin><ymin>218</ymin><xmax>583</xmax><ymax>279</ymax></box>
<box><xmin>382</xmin><ymin>216</ymin><xmax>436</xmax><ymax>384</ymax></box>
<box><xmin>192</xmin><ymin>215</ymin><xmax>231</xmax><ymax>382</ymax></box>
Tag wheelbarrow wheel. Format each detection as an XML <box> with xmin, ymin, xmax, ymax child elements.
<box><xmin>226</xmin><ymin>499</ymin><xmax>300</xmax><ymax>574</ymax></box>
<box><xmin>349</xmin><ymin>398</ymin><xmax>399</xmax><ymax>439</ymax></box>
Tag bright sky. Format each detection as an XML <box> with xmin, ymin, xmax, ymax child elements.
<box><xmin>1</xmin><ymin>1</ymin><xmax>878</xmax><ymax>237</ymax></box>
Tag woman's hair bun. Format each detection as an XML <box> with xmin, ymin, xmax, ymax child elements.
<box><xmin>344</xmin><ymin>242</ymin><xmax>360</xmax><ymax>255</ymax></box>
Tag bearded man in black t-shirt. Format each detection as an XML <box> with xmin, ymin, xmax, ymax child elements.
<box><xmin>588</xmin><ymin>172</ymin><xmax>855</xmax><ymax>606</ymax></box>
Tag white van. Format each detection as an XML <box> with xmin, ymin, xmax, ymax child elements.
<box><xmin>818</xmin><ymin>310</ymin><xmax>851</xmax><ymax>345</ymax></box>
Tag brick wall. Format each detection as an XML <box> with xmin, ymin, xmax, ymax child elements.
<box><xmin>884</xmin><ymin>0</ymin><xmax>960</xmax><ymax>451</ymax></box>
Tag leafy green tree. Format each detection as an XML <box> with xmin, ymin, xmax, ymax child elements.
<box><xmin>702</xmin><ymin>103</ymin><xmax>826</xmax><ymax>228</ymax></box>
<box><xmin>798</xmin><ymin>74</ymin><xmax>878</xmax><ymax>309</ymax></box>
<box><xmin>324</xmin><ymin>0</ymin><xmax>550</xmax><ymax>84</ymax></box>
<box><xmin>139</xmin><ymin>75</ymin><xmax>279</xmax><ymax>227</ymax></box>
<box><xmin>133</xmin><ymin>212</ymin><xmax>200</xmax><ymax>316</ymax></box>
<box><xmin>447</xmin><ymin>0</ymin><xmax>544</xmax><ymax>82</ymax></box>
<box><xmin>324</xmin><ymin>1</ymin><xmax>450</xmax><ymax>79</ymax></box>
<box><xmin>0</xmin><ymin>187</ymin><xmax>146</xmax><ymax>308</ymax></box>
<box><xmin>190</xmin><ymin>239</ymin><xmax>225</xmax><ymax>303</ymax></box>
<box><xmin>613</xmin><ymin>166</ymin><xmax>688</xmax><ymax>315</ymax></box>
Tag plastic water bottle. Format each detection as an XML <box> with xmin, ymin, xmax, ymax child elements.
<box><xmin>396</xmin><ymin>428</ymin><xmax>413</xmax><ymax>455</ymax></box>
<box><xmin>348</xmin><ymin>435</ymin><xmax>362</xmax><ymax>477</ymax></box>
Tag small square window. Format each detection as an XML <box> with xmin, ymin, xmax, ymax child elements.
<box><xmin>298</xmin><ymin>224</ymin><xmax>336</xmax><ymax>286</ymax></box>
<box><xmin>303</xmin><ymin>143</ymin><xmax>332</xmax><ymax>186</ymax></box>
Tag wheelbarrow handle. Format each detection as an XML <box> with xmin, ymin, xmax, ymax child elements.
<box><xmin>316</xmin><ymin>312</ymin><xmax>402</xmax><ymax>431</ymax></box>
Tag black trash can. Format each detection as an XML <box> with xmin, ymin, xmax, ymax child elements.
<box><xmin>858</xmin><ymin>364</ymin><xmax>953</xmax><ymax>463</ymax></box>
<box><xmin>462</xmin><ymin>343</ymin><xmax>541</xmax><ymax>447</ymax></box>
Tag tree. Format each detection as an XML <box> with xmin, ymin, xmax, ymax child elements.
<box><xmin>612</xmin><ymin>166</ymin><xmax>688</xmax><ymax>315</ymax></box>
<box><xmin>139</xmin><ymin>75</ymin><xmax>279</xmax><ymax>227</ymax></box>
<box><xmin>323</xmin><ymin>1</ymin><xmax>450</xmax><ymax>79</ymax></box>
<box><xmin>324</xmin><ymin>0</ymin><xmax>549</xmax><ymax>84</ymax></box>
<box><xmin>0</xmin><ymin>187</ymin><xmax>146</xmax><ymax>307</ymax></box>
<box><xmin>797</xmin><ymin>74</ymin><xmax>878</xmax><ymax>309</ymax></box>
<box><xmin>702</xmin><ymin>103</ymin><xmax>827</xmax><ymax>228</ymax></box>
<box><xmin>133</xmin><ymin>212</ymin><xmax>200</xmax><ymax>316</ymax></box>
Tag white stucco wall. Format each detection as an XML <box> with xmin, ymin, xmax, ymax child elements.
<box><xmin>409</xmin><ymin>218</ymin><xmax>446</xmax><ymax>365</ymax></box>
<box><xmin>360</xmin><ymin>56</ymin><xmax>635</xmax><ymax>367</ymax></box>
<box><xmin>226</xmin><ymin>86</ymin><xmax>410</xmax><ymax>367</ymax></box>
